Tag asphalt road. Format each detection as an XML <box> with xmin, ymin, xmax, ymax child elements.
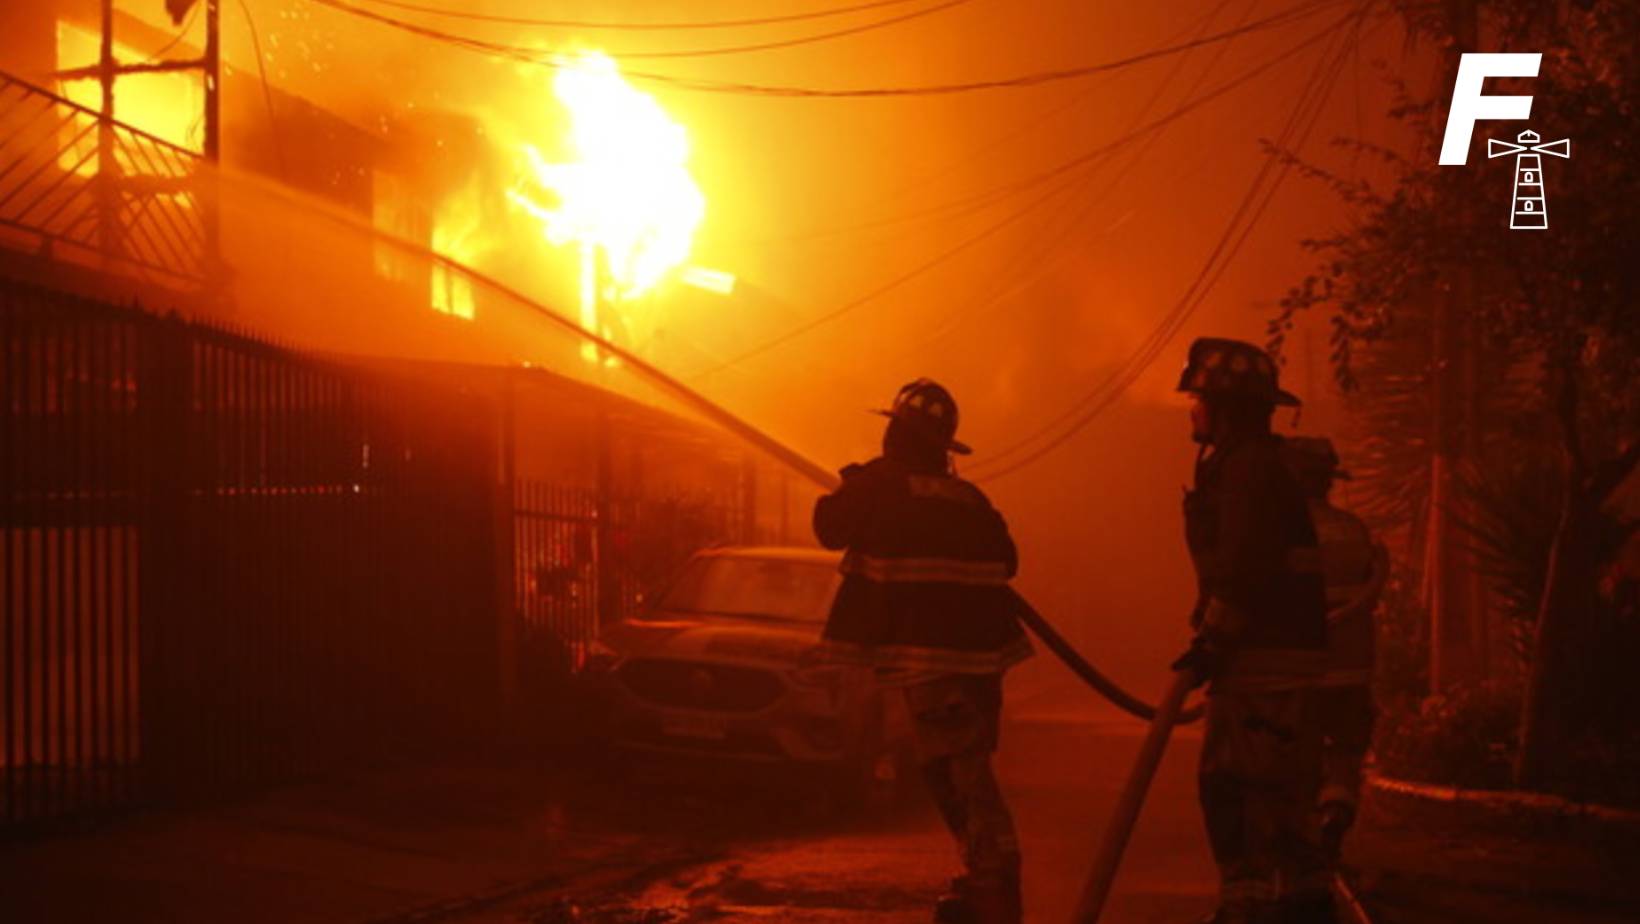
<box><xmin>7</xmin><ymin>700</ymin><xmax>1635</xmax><ymax>924</ymax></box>
<box><xmin>454</xmin><ymin>706</ymin><xmax>1224</xmax><ymax>924</ymax></box>
<box><xmin>456</xmin><ymin>703</ymin><xmax>1640</xmax><ymax>924</ymax></box>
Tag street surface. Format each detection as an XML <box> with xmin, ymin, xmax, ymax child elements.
<box><xmin>427</xmin><ymin>701</ymin><xmax>1640</xmax><ymax>924</ymax></box>
<box><xmin>5</xmin><ymin>699</ymin><xmax>1637</xmax><ymax>924</ymax></box>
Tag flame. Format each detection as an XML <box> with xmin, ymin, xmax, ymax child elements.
<box><xmin>430</xmin><ymin>181</ymin><xmax>482</xmax><ymax>320</ymax></box>
<box><xmin>508</xmin><ymin>52</ymin><xmax>705</xmax><ymax>304</ymax></box>
<box><xmin>55</xmin><ymin>21</ymin><xmax>203</xmax><ymax>175</ymax></box>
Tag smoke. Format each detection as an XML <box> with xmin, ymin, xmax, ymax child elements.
<box><xmin>6</xmin><ymin>0</ymin><xmax>1417</xmax><ymax>710</ymax></box>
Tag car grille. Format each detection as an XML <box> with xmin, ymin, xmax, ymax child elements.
<box><xmin>618</xmin><ymin>658</ymin><xmax>785</xmax><ymax>713</ymax></box>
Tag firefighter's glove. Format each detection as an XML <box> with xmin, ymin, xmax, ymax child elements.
<box><xmin>1170</xmin><ymin>635</ymin><xmax>1221</xmax><ymax>688</ymax></box>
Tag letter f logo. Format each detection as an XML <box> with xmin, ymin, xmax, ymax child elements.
<box><xmin>1439</xmin><ymin>53</ymin><xmax>1541</xmax><ymax>165</ymax></box>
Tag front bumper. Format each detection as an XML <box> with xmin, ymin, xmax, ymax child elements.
<box><xmin>586</xmin><ymin>660</ymin><xmax>862</xmax><ymax>765</ymax></box>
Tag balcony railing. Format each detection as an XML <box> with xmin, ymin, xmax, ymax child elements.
<box><xmin>0</xmin><ymin>70</ymin><xmax>206</xmax><ymax>289</ymax></box>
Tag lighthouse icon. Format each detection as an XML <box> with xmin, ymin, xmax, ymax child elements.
<box><xmin>1486</xmin><ymin>128</ymin><xmax>1570</xmax><ymax>230</ymax></box>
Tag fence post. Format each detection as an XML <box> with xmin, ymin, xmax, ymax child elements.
<box><xmin>135</xmin><ymin>313</ymin><xmax>190</xmax><ymax>803</ymax></box>
<box><xmin>594</xmin><ymin>408</ymin><xmax>618</xmax><ymax>632</ymax></box>
<box><xmin>493</xmin><ymin>371</ymin><xmax>519</xmax><ymax>739</ymax></box>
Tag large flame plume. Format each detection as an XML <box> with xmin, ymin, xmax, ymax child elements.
<box><xmin>508</xmin><ymin>52</ymin><xmax>706</xmax><ymax>304</ymax></box>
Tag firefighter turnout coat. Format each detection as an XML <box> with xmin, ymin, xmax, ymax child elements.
<box><xmin>814</xmin><ymin>457</ymin><xmax>1033</xmax><ymax>675</ymax></box>
<box><xmin>1185</xmin><ymin>433</ymin><xmax>1330</xmax><ymax>687</ymax></box>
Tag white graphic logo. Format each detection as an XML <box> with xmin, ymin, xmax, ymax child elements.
<box><xmin>1439</xmin><ymin>53</ymin><xmax>1541</xmax><ymax>165</ymax></box>
<box><xmin>1486</xmin><ymin>129</ymin><xmax>1570</xmax><ymax>230</ymax></box>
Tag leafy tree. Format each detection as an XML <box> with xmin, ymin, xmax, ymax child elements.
<box><xmin>1272</xmin><ymin>0</ymin><xmax>1640</xmax><ymax>790</ymax></box>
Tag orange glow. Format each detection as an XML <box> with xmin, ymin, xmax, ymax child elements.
<box><xmin>430</xmin><ymin>183</ymin><xmax>481</xmax><ymax>320</ymax></box>
<box><xmin>55</xmin><ymin>21</ymin><xmax>203</xmax><ymax>174</ymax></box>
<box><xmin>507</xmin><ymin>51</ymin><xmax>706</xmax><ymax>304</ymax></box>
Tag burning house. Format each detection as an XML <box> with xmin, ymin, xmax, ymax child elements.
<box><xmin>0</xmin><ymin>1</ymin><xmax>816</xmax><ymax>834</ymax></box>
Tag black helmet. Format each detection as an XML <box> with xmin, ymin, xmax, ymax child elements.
<box><xmin>874</xmin><ymin>378</ymin><xmax>971</xmax><ymax>455</ymax></box>
<box><xmin>1176</xmin><ymin>337</ymin><xmax>1300</xmax><ymax>407</ymax></box>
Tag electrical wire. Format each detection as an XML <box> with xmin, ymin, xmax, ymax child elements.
<box><xmin>307</xmin><ymin>0</ymin><xmax>1342</xmax><ymax>96</ymax></box>
<box><xmin>237</xmin><ymin>0</ymin><xmax>289</xmax><ymax>178</ymax></box>
<box><xmin>598</xmin><ymin>0</ymin><xmax>978</xmax><ymax>60</ymax></box>
<box><xmin>689</xmin><ymin>7</ymin><xmax>1359</xmax><ymax>377</ymax></box>
<box><xmin>965</xmin><ymin>21</ymin><xmax>1361</xmax><ymax>477</ymax></box>
<box><xmin>837</xmin><ymin>0</ymin><xmax>1249</xmax><ymax>221</ymax></box>
<box><xmin>875</xmin><ymin>0</ymin><xmax>1264</xmax><ymax>364</ymax></box>
<box><xmin>968</xmin><ymin>5</ymin><xmax>1379</xmax><ymax>482</ymax></box>
<box><xmin>970</xmin><ymin>21</ymin><xmax>1365</xmax><ymax>480</ymax></box>
<box><xmin>690</xmin><ymin>168</ymin><xmax>1089</xmax><ymax>380</ymax></box>
<box><xmin>349</xmin><ymin>0</ymin><xmax>932</xmax><ymax>30</ymax></box>
<box><xmin>310</xmin><ymin>0</ymin><xmax>977</xmax><ymax>63</ymax></box>
<box><xmin>139</xmin><ymin>2</ymin><xmax>202</xmax><ymax>64</ymax></box>
<box><xmin>723</xmin><ymin>0</ymin><xmax>1278</xmax><ymax>257</ymax></box>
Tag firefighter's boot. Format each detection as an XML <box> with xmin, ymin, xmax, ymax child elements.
<box><xmin>933</xmin><ymin>866</ymin><xmax>1021</xmax><ymax>924</ymax></box>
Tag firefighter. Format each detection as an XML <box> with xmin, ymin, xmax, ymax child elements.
<box><xmin>1280</xmin><ymin>438</ymin><xmax>1387</xmax><ymax>862</ymax></box>
<box><xmin>814</xmin><ymin>378</ymin><xmax>1033</xmax><ymax>924</ymax></box>
<box><xmin>1171</xmin><ymin>339</ymin><xmax>1333</xmax><ymax>924</ymax></box>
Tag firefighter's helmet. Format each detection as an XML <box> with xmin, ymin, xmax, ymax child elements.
<box><xmin>1282</xmin><ymin>436</ymin><xmax>1352</xmax><ymax>483</ymax></box>
<box><xmin>874</xmin><ymin>378</ymin><xmax>971</xmax><ymax>455</ymax></box>
<box><xmin>1176</xmin><ymin>337</ymin><xmax>1300</xmax><ymax>407</ymax></box>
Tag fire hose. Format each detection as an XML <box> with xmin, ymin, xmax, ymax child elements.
<box><xmin>419</xmin><ymin>241</ymin><xmax>1382</xmax><ymax>924</ymax></box>
<box><xmin>254</xmin><ymin>179</ymin><xmax>1383</xmax><ymax>923</ymax></box>
<box><xmin>244</xmin><ymin>177</ymin><xmax>1197</xmax><ymax>729</ymax></box>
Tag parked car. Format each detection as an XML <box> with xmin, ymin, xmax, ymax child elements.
<box><xmin>584</xmin><ymin>546</ymin><xmax>910</xmax><ymax>797</ymax></box>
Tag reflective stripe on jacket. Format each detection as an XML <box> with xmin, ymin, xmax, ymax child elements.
<box><xmin>816</xmin><ymin>457</ymin><xmax>1031</xmax><ymax>675</ymax></box>
<box><xmin>1185</xmin><ymin>434</ymin><xmax>1329</xmax><ymax>667</ymax></box>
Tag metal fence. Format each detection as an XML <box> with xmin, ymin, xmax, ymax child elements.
<box><xmin>1</xmin><ymin>279</ymin><xmax>800</xmax><ymax>835</ymax></box>
<box><xmin>0</xmin><ymin>71</ymin><xmax>205</xmax><ymax>289</ymax></box>
<box><xmin>513</xmin><ymin>480</ymin><xmax>602</xmax><ymax>678</ymax></box>
<box><xmin>2</xmin><ymin>282</ymin><xmax>498</xmax><ymax>831</ymax></box>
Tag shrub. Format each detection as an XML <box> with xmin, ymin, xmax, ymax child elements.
<box><xmin>1373</xmin><ymin>680</ymin><xmax>1521</xmax><ymax>791</ymax></box>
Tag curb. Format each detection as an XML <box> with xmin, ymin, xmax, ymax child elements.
<box><xmin>1368</xmin><ymin>774</ymin><xmax>1640</xmax><ymax>829</ymax></box>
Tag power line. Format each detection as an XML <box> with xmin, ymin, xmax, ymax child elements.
<box><xmin>689</xmin><ymin>7</ymin><xmax>1358</xmax><ymax>377</ymax></box>
<box><xmin>237</xmin><ymin>0</ymin><xmax>289</xmax><ymax>178</ymax></box>
<box><xmin>349</xmin><ymin>0</ymin><xmax>933</xmax><ymax>30</ymax></box>
<box><xmin>968</xmin><ymin>13</ymin><xmax>1362</xmax><ymax>476</ymax></box>
<box><xmin>875</xmin><ymin>0</ymin><xmax>1263</xmax><ymax>364</ymax></box>
<box><xmin>140</xmin><ymin>2</ymin><xmax>202</xmax><ymax>64</ymax></box>
<box><xmin>968</xmin><ymin>5</ymin><xmax>1378</xmax><ymax>482</ymax></box>
<box><xmin>600</xmin><ymin>0</ymin><xmax>978</xmax><ymax>61</ymax></box>
<box><xmin>690</xmin><ymin>167</ymin><xmax>1090</xmax><ymax>380</ymax></box>
<box><xmin>723</xmin><ymin>0</ymin><xmax>1267</xmax><ymax>254</ymax></box>
<box><xmin>308</xmin><ymin>0</ymin><xmax>976</xmax><ymax>64</ymax></box>
<box><xmin>846</xmin><ymin>0</ymin><xmax>1248</xmax><ymax>216</ymax></box>
<box><xmin>971</xmin><ymin>24</ymin><xmax>1363</xmax><ymax>480</ymax></box>
<box><xmin>307</xmin><ymin>0</ymin><xmax>1343</xmax><ymax>96</ymax></box>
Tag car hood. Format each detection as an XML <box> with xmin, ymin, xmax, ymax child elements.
<box><xmin>601</xmin><ymin>614</ymin><xmax>822</xmax><ymax>667</ymax></box>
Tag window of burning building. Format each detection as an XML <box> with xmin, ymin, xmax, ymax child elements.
<box><xmin>55</xmin><ymin>20</ymin><xmax>203</xmax><ymax>171</ymax></box>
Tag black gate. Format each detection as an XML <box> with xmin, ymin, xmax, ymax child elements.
<box><xmin>2</xmin><ymin>283</ymin><xmax>498</xmax><ymax>829</ymax></box>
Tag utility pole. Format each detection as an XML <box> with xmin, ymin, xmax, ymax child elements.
<box><xmin>203</xmin><ymin>0</ymin><xmax>223</xmax><ymax>291</ymax></box>
<box><xmin>97</xmin><ymin>0</ymin><xmax>120</xmax><ymax>263</ymax></box>
<box><xmin>78</xmin><ymin>0</ymin><xmax>221</xmax><ymax>285</ymax></box>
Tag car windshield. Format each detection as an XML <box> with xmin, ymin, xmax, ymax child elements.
<box><xmin>652</xmin><ymin>556</ymin><xmax>839</xmax><ymax>624</ymax></box>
